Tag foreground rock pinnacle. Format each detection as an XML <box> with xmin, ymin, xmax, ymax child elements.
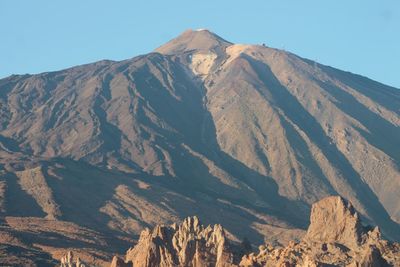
<box><xmin>240</xmin><ymin>196</ymin><xmax>399</xmax><ymax>266</ymax></box>
<box><xmin>60</xmin><ymin>251</ymin><xmax>86</xmax><ymax>267</ymax></box>
<box><xmin>304</xmin><ymin>196</ymin><xmax>365</xmax><ymax>249</ymax></box>
<box><xmin>112</xmin><ymin>216</ymin><xmax>235</xmax><ymax>267</ymax></box>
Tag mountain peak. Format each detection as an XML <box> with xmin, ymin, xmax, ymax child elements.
<box><xmin>155</xmin><ymin>29</ymin><xmax>232</xmax><ymax>55</ymax></box>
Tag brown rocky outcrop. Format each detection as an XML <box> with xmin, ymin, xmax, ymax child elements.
<box><xmin>238</xmin><ymin>196</ymin><xmax>400</xmax><ymax>267</ymax></box>
<box><xmin>357</xmin><ymin>245</ymin><xmax>390</xmax><ymax>267</ymax></box>
<box><xmin>110</xmin><ymin>256</ymin><xmax>130</xmax><ymax>267</ymax></box>
<box><xmin>115</xmin><ymin>216</ymin><xmax>236</xmax><ymax>267</ymax></box>
<box><xmin>102</xmin><ymin>195</ymin><xmax>400</xmax><ymax>267</ymax></box>
<box><xmin>108</xmin><ymin>196</ymin><xmax>399</xmax><ymax>266</ymax></box>
<box><xmin>304</xmin><ymin>196</ymin><xmax>365</xmax><ymax>249</ymax></box>
<box><xmin>60</xmin><ymin>251</ymin><xmax>86</xmax><ymax>267</ymax></box>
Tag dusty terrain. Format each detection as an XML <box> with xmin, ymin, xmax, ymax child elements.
<box><xmin>0</xmin><ymin>29</ymin><xmax>399</xmax><ymax>265</ymax></box>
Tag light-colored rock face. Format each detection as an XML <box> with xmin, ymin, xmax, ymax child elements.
<box><xmin>60</xmin><ymin>251</ymin><xmax>86</xmax><ymax>267</ymax></box>
<box><xmin>120</xmin><ymin>216</ymin><xmax>236</xmax><ymax>267</ymax></box>
<box><xmin>189</xmin><ymin>52</ymin><xmax>218</xmax><ymax>77</ymax></box>
<box><xmin>304</xmin><ymin>196</ymin><xmax>364</xmax><ymax>249</ymax></box>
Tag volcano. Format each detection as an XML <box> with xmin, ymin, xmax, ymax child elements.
<box><xmin>0</xmin><ymin>29</ymin><xmax>399</xmax><ymax>266</ymax></box>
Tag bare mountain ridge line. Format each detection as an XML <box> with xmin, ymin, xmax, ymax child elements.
<box><xmin>0</xmin><ymin>29</ymin><xmax>399</xmax><ymax>265</ymax></box>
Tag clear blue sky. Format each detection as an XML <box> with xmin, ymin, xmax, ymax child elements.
<box><xmin>1</xmin><ymin>0</ymin><xmax>399</xmax><ymax>88</ymax></box>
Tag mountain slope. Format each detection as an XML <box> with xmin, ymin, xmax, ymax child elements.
<box><xmin>0</xmin><ymin>29</ymin><xmax>399</xmax><ymax>265</ymax></box>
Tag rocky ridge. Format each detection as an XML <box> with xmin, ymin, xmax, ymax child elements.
<box><xmin>110</xmin><ymin>196</ymin><xmax>400</xmax><ymax>267</ymax></box>
<box><xmin>240</xmin><ymin>196</ymin><xmax>400</xmax><ymax>266</ymax></box>
<box><xmin>111</xmin><ymin>216</ymin><xmax>236</xmax><ymax>267</ymax></box>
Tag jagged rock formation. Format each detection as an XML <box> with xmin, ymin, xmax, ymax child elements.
<box><xmin>0</xmin><ymin>29</ymin><xmax>400</xmax><ymax>265</ymax></box>
<box><xmin>304</xmin><ymin>196</ymin><xmax>365</xmax><ymax>249</ymax></box>
<box><xmin>108</xmin><ymin>197</ymin><xmax>400</xmax><ymax>267</ymax></box>
<box><xmin>240</xmin><ymin>196</ymin><xmax>400</xmax><ymax>266</ymax></box>
<box><xmin>60</xmin><ymin>251</ymin><xmax>86</xmax><ymax>267</ymax></box>
<box><xmin>113</xmin><ymin>216</ymin><xmax>236</xmax><ymax>267</ymax></box>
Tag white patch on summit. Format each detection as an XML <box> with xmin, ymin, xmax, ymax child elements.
<box><xmin>189</xmin><ymin>52</ymin><xmax>217</xmax><ymax>78</ymax></box>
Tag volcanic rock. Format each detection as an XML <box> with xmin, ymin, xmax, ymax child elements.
<box><xmin>304</xmin><ymin>196</ymin><xmax>365</xmax><ymax>248</ymax></box>
<box><xmin>110</xmin><ymin>256</ymin><xmax>129</xmax><ymax>267</ymax></box>
<box><xmin>60</xmin><ymin>251</ymin><xmax>86</xmax><ymax>267</ymax></box>
<box><xmin>239</xmin><ymin>196</ymin><xmax>400</xmax><ymax>266</ymax></box>
<box><xmin>357</xmin><ymin>245</ymin><xmax>390</xmax><ymax>267</ymax></box>
<box><xmin>114</xmin><ymin>216</ymin><xmax>236</xmax><ymax>267</ymax></box>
